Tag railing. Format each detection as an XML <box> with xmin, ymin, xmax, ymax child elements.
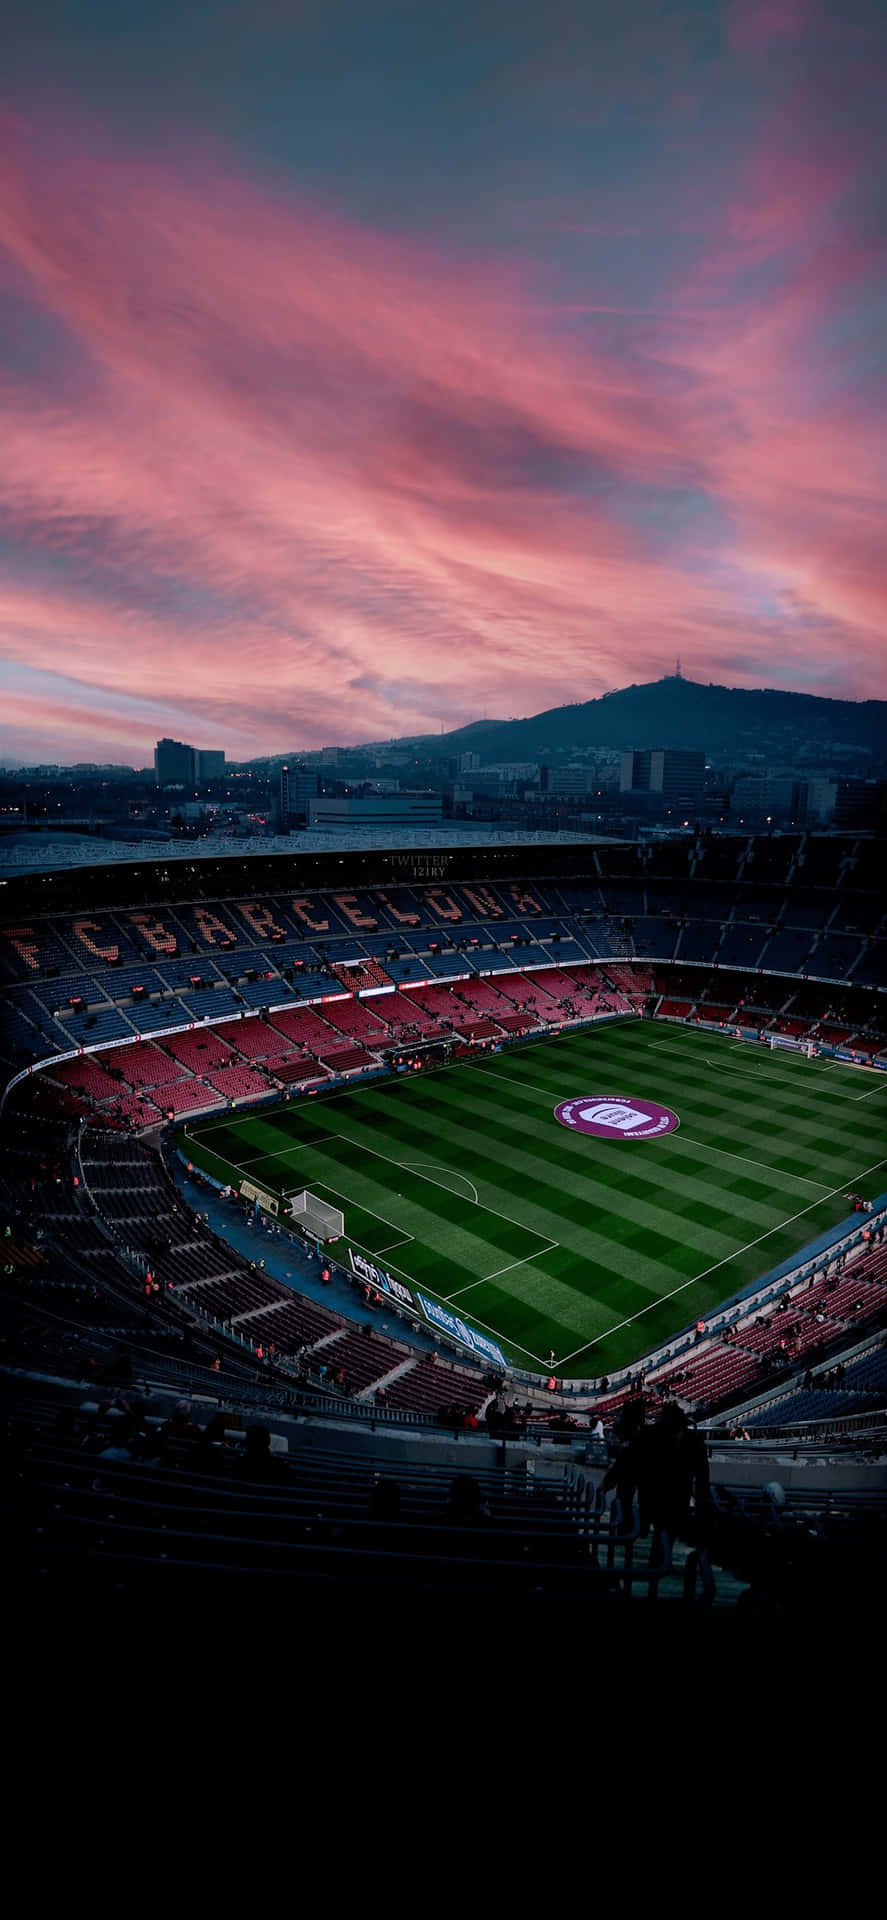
<box><xmin>731</xmin><ymin>1405</ymin><xmax>887</xmax><ymax>1444</ymax></box>
<box><xmin>558</xmin><ymin>1465</ymin><xmax>719</xmax><ymax>1601</ymax></box>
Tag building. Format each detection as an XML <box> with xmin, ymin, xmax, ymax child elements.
<box><xmin>731</xmin><ymin>774</ymin><xmax>801</xmax><ymax>825</ymax></box>
<box><xmin>277</xmin><ymin>765</ymin><xmax>290</xmax><ymax>830</ymax></box>
<box><xmin>802</xmin><ymin>779</ymin><xmax>837</xmax><ymax>826</ymax></box>
<box><xmin>277</xmin><ymin>764</ymin><xmax>319</xmax><ymax>830</ymax></box>
<box><xmin>834</xmin><ymin>779</ymin><xmax>887</xmax><ymax>832</ymax></box>
<box><xmin>547</xmin><ymin>766</ymin><xmax>591</xmax><ymax>796</ymax></box>
<box><xmin>619</xmin><ymin>748</ymin><xmax>705</xmax><ymax>814</ymax></box>
<box><xmin>306</xmin><ymin>792</ymin><xmax>443</xmax><ymax>832</ymax></box>
<box><xmin>195</xmin><ymin>749</ymin><xmax>226</xmax><ymax>781</ymax></box>
<box><xmin>154</xmin><ymin>738</ymin><xmax>196</xmax><ymax>786</ymax></box>
<box><xmin>458</xmin><ymin>751</ymin><xmax>481</xmax><ymax>774</ymax></box>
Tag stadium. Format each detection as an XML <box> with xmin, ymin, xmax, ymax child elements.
<box><xmin>3</xmin><ymin>827</ymin><xmax>886</xmax><ymax>1624</ymax></box>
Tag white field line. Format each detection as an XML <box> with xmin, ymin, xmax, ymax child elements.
<box><xmin>553</xmin><ymin>1152</ymin><xmax>887</xmax><ymax>1369</ymax></box>
<box><xmin>238</xmin><ymin>1137</ymin><xmax>326</xmax><ymax>1167</ymax></box>
<box><xmin>189</xmin><ymin>1025</ymin><xmax>885</xmax><ymax>1371</ymax></box>
<box><xmin>289</xmin><ymin>1178</ymin><xmax>412</xmax><ymax>1245</ymax></box>
<box><xmin>673</xmin><ymin>1134</ymin><xmax>832</xmax><ymax>1191</ymax></box>
<box><xmin>318</xmin><ymin>1219</ymin><xmax>551</xmax><ymax>1368</ymax></box>
<box><xmin>233</xmin><ymin>1121</ymin><xmax>558</xmax><ymax>1365</ymax></box>
<box><xmin>650</xmin><ymin>1030</ymin><xmax>884</xmax><ymax>1103</ymax></box>
<box><xmin>400</xmin><ymin>1162</ymin><xmax>479</xmax><ymax>1203</ymax></box>
<box><xmin>479</xmin><ymin>1240</ymin><xmax>558</xmax><ymax>1286</ymax></box>
<box><xmin>467</xmin><ymin>1063</ymin><xmax>562</xmax><ymax>1099</ymax></box>
<box><xmin>373</xmin><ymin>1237</ymin><xmax>414</xmax><ymax>1256</ymax></box>
<box><xmin>234</xmin><ymin>1125</ymin><xmax>554</xmax><ymax>1257</ymax></box>
<box><xmin>821</xmin><ymin>1058</ymin><xmax>885</xmax><ymax>1078</ymax></box>
<box><xmin>700</xmin><ymin>1056</ymin><xmax>875</xmax><ymax>1101</ymax></box>
<box><xmin>469</xmin><ymin>1064</ymin><xmax>840</xmax><ymax>1190</ymax></box>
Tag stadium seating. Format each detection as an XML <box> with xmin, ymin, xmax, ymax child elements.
<box><xmin>495</xmin><ymin>974</ymin><xmax>560</xmax><ymax>1017</ymax></box>
<box><xmin>165</xmin><ymin>1030</ymin><xmax>234</xmax><ymax>1070</ymax></box>
<box><xmin>3</xmin><ymin>838</ymin><xmax>886</xmax><ymax>1420</ymax></box>
<box><xmin>322</xmin><ymin>1046</ymin><xmax>378</xmax><ymax>1074</ymax></box>
<box><xmin>126</xmin><ymin>998</ymin><xmax>192</xmax><ymax>1034</ymax></box>
<box><xmin>54</xmin><ymin>1058</ymin><xmax>127</xmax><ymax>1103</ymax></box>
<box><xmin>160</xmin><ymin>1079</ymin><xmax>221</xmax><ymax>1115</ymax></box>
<box><xmin>100</xmin><ymin>1044</ymin><xmax>188</xmax><ymax>1089</ymax></box>
<box><xmin>103</xmin><ymin>1093</ymin><xmax>164</xmax><ymax>1130</ymax></box>
<box><xmin>273</xmin><ymin>1057</ymin><xmax>329</xmax><ymax>1085</ymax></box>
<box><xmin>180</xmin><ymin>985</ymin><xmax>243</xmax><ymax>1020</ymax></box>
<box><xmin>321</xmin><ymin>997</ymin><xmax>389</xmax><ymax>1045</ymax></box>
<box><xmin>205</xmin><ymin>1063</ymin><xmax>273</xmax><ymax>1101</ymax></box>
<box><xmin>226</xmin><ymin>1018</ymin><xmax>295</xmax><ymax>1060</ymax></box>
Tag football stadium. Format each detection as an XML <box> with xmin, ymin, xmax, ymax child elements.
<box><xmin>3</xmin><ymin>830</ymin><xmax>886</xmax><ymax>1622</ymax></box>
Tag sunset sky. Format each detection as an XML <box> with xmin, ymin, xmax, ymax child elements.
<box><xmin>1</xmin><ymin>0</ymin><xmax>885</xmax><ymax>765</ymax></box>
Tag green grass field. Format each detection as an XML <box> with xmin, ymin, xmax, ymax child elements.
<box><xmin>184</xmin><ymin>1020</ymin><xmax>887</xmax><ymax>1378</ymax></box>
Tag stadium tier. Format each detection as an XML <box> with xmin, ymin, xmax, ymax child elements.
<box><xmin>2</xmin><ymin>834</ymin><xmax>886</xmax><ymax>1615</ymax></box>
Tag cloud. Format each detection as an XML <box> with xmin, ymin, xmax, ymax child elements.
<box><xmin>728</xmin><ymin>0</ymin><xmax>810</xmax><ymax>53</ymax></box>
<box><xmin>0</xmin><ymin>100</ymin><xmax>884</xmax><ymax>764</ymax></box>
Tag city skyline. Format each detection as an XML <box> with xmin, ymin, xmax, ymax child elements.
<box><xmin>1</xmin><ymin>0</ymin><xmax>885</xmax><ymax>766</ymax></box>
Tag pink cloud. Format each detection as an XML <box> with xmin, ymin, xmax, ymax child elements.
<box><xmin>0</xmin><ymin>108</ymin><xmax>884</xmax><ymax>763</ymax></box>
<box><xmin>729</xmin><ymin>0</ymin><xmax>810</xmax><ymax>53</ymax></box>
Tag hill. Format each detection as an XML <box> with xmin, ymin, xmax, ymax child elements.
<box><xmin>406</xmin><ymin>677</ymin><xmax>887</xmax><ymax>763</ymax></box>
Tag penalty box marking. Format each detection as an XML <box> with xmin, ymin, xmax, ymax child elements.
<box><xmin>650</xmin><ymin>1032</ymin><xmax>877</xmax><ymax>1105</ymax></box>
<box><xmin>284</xmin><ymin>1175</ymin><xmax>416</xmax><ymax>1252</ymax></box>
<box><xmin>701</xmin><ymin>1056</ymin><xmax>878</xmax><ymax>1101</ymax></box>
<box><xmin>400</xmin><ymin>1162</ymin><xmax>479</xmax><ymax>1204</ymax></box>
<box><xmin>447</xmin><ymin>1240</ymin><xmax>560</xmax><ymax>1298</ymax></box>
<box><xmin>237</xmin><ymin>1125</ymin><xmax>553</xmax><ymax>1259</ymax></box>
<box><xmin>553</xmin><ymin>1150</ymin><xmax>887</xmax><ymax>1369</ymax></box>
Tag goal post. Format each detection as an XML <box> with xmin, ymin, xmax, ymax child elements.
<box><xmin>769</xmin><ymin>1034</ymin><xmax>818</xmax><ymax>1056</ymax></box>
<box><xmin>288</xmin><ymin>1190</ymin><xmax>344</xmax><ymax>1241</ymax></box>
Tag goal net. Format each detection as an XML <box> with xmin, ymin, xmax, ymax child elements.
<box><xmin>288</xmin><ymin>1190</ymin><xmax>344</xmax><ymax>1240</ymax></box>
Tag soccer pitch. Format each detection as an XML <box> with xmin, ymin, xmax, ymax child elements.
<box><xmin>184</xmin><ymin>1020</ymin><xmax>887</xmax><ymax>1378</ymax></box>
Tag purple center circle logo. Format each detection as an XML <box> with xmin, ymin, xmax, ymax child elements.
<box><xmin>554</xmin><ymin>1095</ymin><xmax>679</xmax><ymax>1140</ymax></box>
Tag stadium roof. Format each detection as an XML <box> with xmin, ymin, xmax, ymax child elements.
<box><xmin>0</xmin><ymin>825</ymin><xmax>604</xmax><ymax>879</ymax></box>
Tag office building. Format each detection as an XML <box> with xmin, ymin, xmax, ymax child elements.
<box><xmin>619</xmin><ymin>748</ymin><xmax>705</xmax><ymax>813</ymax></box>
<box><xmin>195</xmin><ymin>749</ymin><xmax>226</xmax><ymax>781</ymax></box>
<box><xmin>154</xmin><ymin>738</ymin><xmax>196</xmax><ymax>786</ymax></box>
<box><xmin>277</xmin><ymin>764</ymin><xmax>319</xmax><ymax>830</ymax></box>
<box><xmin>307</xmin><ymin>793</ymin><xmax>443</xmax><ymax>832</ymax></box>
<box><xmin>731</xmin><ymin>774</ymin><xmax>800</xmax><ymax>824</ymax></box>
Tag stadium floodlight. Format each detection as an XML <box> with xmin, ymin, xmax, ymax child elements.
<box><xmin>288</xmin><ymin>1190</ymin><xmax>344</xmax><ymax>1241</ymax></box>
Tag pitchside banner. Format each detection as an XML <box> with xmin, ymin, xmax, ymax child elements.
<box><xmin>240</xmin><ymin>1179</ymin><xmax>279</xmax><ymax>1216</ymax></box>
<box><xmin>348</xmin><ymin>1246</ymin><xmax>416</xmax><ymax>1313</ymax></box>
<box><xmin>417</xmin><ymin>1293</ymin><xmax>507</xmax><ymax>1371</ymax></box>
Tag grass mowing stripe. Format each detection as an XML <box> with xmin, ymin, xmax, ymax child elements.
<box><xmin>343</xmin><ymin>1087</ymin><xmax>771</xmax><ymax>1250</ymax></box>
<box><xmin>409</xmin><ymin>1080</ymin><xmax>797</xmax><ymax>1231</ymax></box>
<box><xmin>183</xmin><ymin>1020</ymin><xmax>887</xmax><ymax>1376</ymax></box>
<box><xmin>276</xmin><ymin>1106</ymin><xmax>554</xmax><ymax>1256</ymax></box>
<box><xmin>555</xmin><ymin>1149</ymin><xmax>887</xmax><ymax>1369</ymax></box>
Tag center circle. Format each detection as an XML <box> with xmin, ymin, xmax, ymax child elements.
<box><xmin>554</xmin><ymin>1095</ymin><xmax>679</xmax><ymax>1139</ymax></box>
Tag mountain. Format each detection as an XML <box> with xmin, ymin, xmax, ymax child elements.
<box><xmin>403</xmin><ymin>677</ymin><xmax>887</xmax><ymax>763</ymax></box>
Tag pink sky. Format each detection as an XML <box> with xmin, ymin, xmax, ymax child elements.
<box><xmin>0</xmin><ymin>11</ymin><xmax>885</xmax><ymax>763</ymax></box>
